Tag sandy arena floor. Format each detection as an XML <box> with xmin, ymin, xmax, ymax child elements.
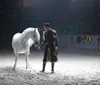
<box><xmin>0</xmin><ymin>51</ymin><xmax>100</xmax><ymax>85</ymax></box>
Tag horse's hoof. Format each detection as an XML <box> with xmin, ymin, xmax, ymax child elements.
<box><xmin>51</xmin><ymin>71</ymin><xmax>54</xmax><ymax>74</ymax></box>
<box><xmin>12</xmin><ymin>67</ymin><xmax>16</xmax><ymax>70</ymax></box>
<box><xmin>12</xmin><ymin>68</ymin><xmax>15</xmax><ymax>71</ymax></box>
<box><xmin>28</xmin><ymin>64</ymin><xmax>30</xmax><ymax>68</ymax></box>
<box><xmin>40</xmin><ymin>71</ymin><xmax>45</xmax><ymax>73</ymax></box>
<box><xmin>26</xmin><ymin>67</ymin><xmax>30</xmax><ymax>71</ymax></box>
<box><xmin>26</xmin><ymin>67</ymin><xmax>28</xmax><ymax>71</ymax></box>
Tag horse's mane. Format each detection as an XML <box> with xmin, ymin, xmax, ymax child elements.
<box><xmin>21</xmin><ymin>28</ymin><xmax>35</xmax><ymax>40</ymax></box>
<box><xmin>22</xmin><ymin>28</ymin><xmax>35</xmax><ymax>34</ymax></box>
<box><xmin>35</xmin><ymin>28</ymin><xmax>40</xmax><ymax>41</ymax></box>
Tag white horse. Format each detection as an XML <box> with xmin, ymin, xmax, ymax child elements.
<box><xmin>12</xmin><ymin>27</ymin><xmax>40</xmax><ymax>70</ymax></box>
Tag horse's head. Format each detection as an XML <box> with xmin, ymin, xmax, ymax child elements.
<box><xmin>31</xmin><ymin>28</ymin><xmax>40</xmax><ymax>47</ymax></box>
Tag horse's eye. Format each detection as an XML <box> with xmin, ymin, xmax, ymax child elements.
<box><xmin>33</xmin><ymin>35</ymin><xmax>36</xmax><ymax>37</ymax></box>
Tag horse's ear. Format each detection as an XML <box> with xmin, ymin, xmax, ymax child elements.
<box><xmin>36</xmin><ymin>28</ymin><xmax>38</xmax><ymax>31</ymax></box>
<box><xmin>34</xmin><ymin>28</ymin><xmax>36</xmax><ymax>32</ymax></box>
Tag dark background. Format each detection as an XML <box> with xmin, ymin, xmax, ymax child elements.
<box><xmin>0</xmin><ymin>0</ymin><xmax>100</xmax><ymax>49</ymax></box>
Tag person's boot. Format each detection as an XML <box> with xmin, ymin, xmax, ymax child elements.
<box><xmin>51</xmin><ymin>63</ymin><xmax>54</xmax><ymax>73</ymax></box>
<box><xmin>40</xmin><ymin>63</ymin><xmax>46</xmax><ymax>72</ymax></box>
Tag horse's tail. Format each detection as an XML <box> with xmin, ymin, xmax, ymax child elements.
<box><xmin>12</xmin><ymin>33</ymin><xmax>21</xmax><ymax>49</ymax></box>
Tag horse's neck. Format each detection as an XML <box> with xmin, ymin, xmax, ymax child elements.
<box><xmin>21</xmin><ymin>31</ymin><xmax>30</xmax><ymax>44</ymax></box>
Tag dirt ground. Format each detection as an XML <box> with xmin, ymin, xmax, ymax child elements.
<box><xmin>0</xmin><ymin>52</ymin><xmax>100</xmax><ymax>85</ymax></box>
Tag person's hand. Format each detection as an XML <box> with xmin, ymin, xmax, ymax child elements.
<box><xmin>55</xmin><ymin>47</ymin><xmax>58</xmax><ymax>55</ymax></box>
<box><xmin>34</xmin><ymin>44</ymin><xmax>38</xmax><ymax>47</ymax></box>
<box><xmin>55</xmin><ymin>47</ymin><xmax>58</xmax><ymax>50</ymax></box>
<box><xmin>38</xmin><ymin>46</ymin><xmax>41</xmax><ymax>50</ymax></box>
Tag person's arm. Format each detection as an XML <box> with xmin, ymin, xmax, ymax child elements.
<box><xmin>53</xmin><ymin>30</ymin><xmax>59</xmax><ymax>47</ymax></box>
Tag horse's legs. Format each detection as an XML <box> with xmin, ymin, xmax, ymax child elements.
<box><xmin>13</xmin><ymin>50</ymin><xmax>18</xmax><ymax>70</ymax></box>
<box><xmin>25</xmin><ymin>50</ymin><xmax>30</xmax><ymax>70</ymax></box>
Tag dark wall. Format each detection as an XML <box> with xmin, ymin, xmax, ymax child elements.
<box><xmin>0</xmin><ymin>0</ymin><xmax>98</xmax><ymax>49</ymax></box>
<box><xmin>94</xmin><ymin>0</ymin><xmax>100</xmax><ymax>32</ymax></box>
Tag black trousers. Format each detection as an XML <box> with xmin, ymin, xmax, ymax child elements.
<box><xmin>43</xmin><ymin>45</ymin><xmax>57</xmax><ymax>63</ymax></box>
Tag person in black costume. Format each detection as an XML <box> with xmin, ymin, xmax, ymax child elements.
<box><xmin>38</xmin><ymin>22</ymin><xmax>59</xmax><ymax>73</ymax></box>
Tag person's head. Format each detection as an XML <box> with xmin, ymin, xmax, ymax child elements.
<box><xmin>44</xmin><ymin>22</ymin><xmax>50</xmax><ymax>31</ymax></box>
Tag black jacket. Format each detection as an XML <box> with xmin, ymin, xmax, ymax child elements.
<box><xmin>40</xmin><ymin>28</ymin><xmax>59</xmax><ymax>48</ymax></box>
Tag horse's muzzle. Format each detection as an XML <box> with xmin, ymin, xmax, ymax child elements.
<box><xmin>34</xmin><ymin>41</ymin><xmax>40</xmax><ymax>47</ymax></box>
